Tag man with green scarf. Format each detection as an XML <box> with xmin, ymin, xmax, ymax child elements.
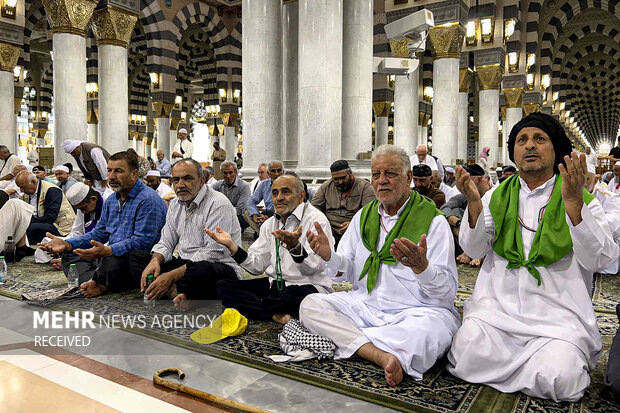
<box><xmin>300</xmin><ymin>145</ymin><xmax>460</xmax><ymax>386</ymax></box>
<box><xmin>448</xmin><ymin>112</ymin><xmax>619</xmax><ymax>401</ymax></box>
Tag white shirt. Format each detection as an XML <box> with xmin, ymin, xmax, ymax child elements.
<box><xmin>172</xmin><ymin>139</ymin><xmax>193</xmax><ymax>160</ymax></box>
<box><xmin>66</xmin><ymin>188</ymin><xmax>114</xmax><ymax>239</ymax></box>
<box><xmin>439</xmin><ymin>182</ymin><xmax>460</xmax><ymax>202</ymax></box>
<box><xmin>240</xmin><ymin>202</ymin><xmax>335</xmax><ymax>293</ymax></box>
<box><xmin>410</xmin><ymin>155</ymin><xmax>439</xmax><ymax>172</ymax></box>
<box><xmin>593</xmin><ymin>186</ymin><xmax>620</xmax><ymax>274</ymax></box>
<box><xmin>586</xmin><ymin>153</ymin><xmax>598</xmax><ymax>169</ymax></box>
<box><xmin>3</xmin><ymin>179</ymin><xmax>23</xmax><ymax>199</ymax></box>
<box><xmin>155</xmin><ymin>182</ymin><xmax>173</xmax><ymax>198</ymax></box>
<box><xmin>0</xmin><ymin>154</ymin><xmax>21</xmax><ymax>178</ymax></box>
<box><xmin>78</xmin><ymin>148</ymin><xmax>108</xmax><ymax>182</ymax></box>
<box><xmin>207</xmin><ymin>176</ymin><xmax>217</xmax><ymax>187</ymax></box>
<box><xmin>455</xmin><ymin>175</ymin><xmax>618</xmax><ymax>376</ymax></box>
<box><xmin>609</xmin><ymin>175</ymin><xmax>620</xmax><ymax>195</ymax></box>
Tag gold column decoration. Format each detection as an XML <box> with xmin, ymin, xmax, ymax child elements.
<box><xmin>208</xmin><ymin>125</ymin><xmax>218</xmax><ymax>136</ymax></box>
<box><xmin>87</xmin><ymin>108</ymin><xmax>98</xmax><ymax>124</ymax></box>
<box><xmin>42</xmin><ymin>0</ymin><xmax>98</xmax><ymax>37</ymax></box>
<box><xmin>90</xmin><ymin>6</ymin><xmax>138</xmax><ymax>48</ymax></box>
<box><xmin>459</xmin><ymin>68</ymin><xmax>473</xmax><ymax>93</ymax></box>
<box><xmin>418</xmin><ymin>112</ymin><xmax>430</xmax><ymax>127</ymax></box>
<box><xmin>503</xmin><ymin>88</ymin><xmax>524</xmax><ymax>108</ymax></box>
<box><xmin>429</xmin><ymin>22</ymin><xmax>464</xmax><ymax>60</ymax></box>
<box><xmin>0</xmin><ymin>41</ymin><xmax>20</xmax><ymax>72</ymax></box>
<box><xmin>217</xmin><ymin>125</ymin><xmax>225</xmax><ymax>136</ymax></box>
<box><xmin>36</xmin><ymin>128</ymin><xmax>49</xmax><ymax>139</ymax></box>
<box><xmin>152</xmin><ymin>101</ymin><xmax>174</xmax><ymax>118</ymax></box>
<box><xmin>169</xmin><ymin>117</ymin><xmax>181</xmax><ymax>130</ymax></box>
<box><xmin>146</xmin><ymin>135</ymin><xmax>153</xmax><ymax>145</ymax></box>
<box><xmin>221</xmin><ymin>112</ymin><xmax>239</xmax><ymax>127</ymax></box>
<box><xmin>523</xmin><ymin>103</ymin><xmax>540</xmax><ymax>116</ymax></box>
<box><xmin>475</xmin><ymin>64</ymin><xmax>502</xmax><ymax>90</ymax></box>
<box><xmin>501</xmin><ymin>106</ymin><xmax>506</xmax><ymax>121</ymax></box>
<box><xmin>372</xmin><ymin>101</ymin><xmax>390</xmax><ymax>118</ymax></box>
<box><xmin>14</xmin><ymin>97</ymin><xmax>22</xmax><ymax>114</ymax></box>
<box><xmin>389</xmin><ymin>39</ymin><xmax>410</xmax><ymax>58</ymax></box>
<box><xmin>137</xmin><ymin>132</ymin><xmax>144</xmax><ymax>141</ymax></box>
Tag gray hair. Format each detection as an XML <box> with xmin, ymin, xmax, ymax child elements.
<box><xmin>220</xmin><ymin>161</ymin><xmax>237</xmax><ymax>173</ymax></box>
<box><xmin>172</xmin><ymin>158</ymin><xmax>203</xmax><ymax>178</ymax></box>
<box><xmin>268</xmin><ymin>160</ymin><xmax>283</xmax><ymax>170</ymax></box>
<box><xmin>16</xmin><ymin>171</ymin><xmax>37</xmax><ymax>185</ymax></box>
<box><xmin>204</xmin><ymin>165</ymin><xmax>215</xmax><ymax>178</ymax></box>
<box><xmin>282</xmin><ymin>171</ymin><xmax>305</xmax><ymax>195</ymax></box>
<box><xmin>372</xmin><ymin>144</ymin><xmax>411</xmax><ymax>175</ymax></box>
<box><xmin>0</xmin><ymin>145</ymin><xmax>9</xmax><ymax>153</ymax></box>
<box><xmin>257</xmin><ymin>163</ymin><xmax>268</xmax><ymax>170</ymax></box>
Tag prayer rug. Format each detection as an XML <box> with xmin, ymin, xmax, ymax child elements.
<box><xmin>2</xmin><ymin>258</ymin><xmax>620</xmax><ymax>413</ymax></box>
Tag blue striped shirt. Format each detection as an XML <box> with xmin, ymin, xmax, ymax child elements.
<box><xmin>67</xmin><ymin>179</ymin><xmax>167</xmax><ymax>256</ymax></box>
<box><xmin>247</xmin><ymin>179</ymin><xmax>273</xmax><ymax>216</ymax></box>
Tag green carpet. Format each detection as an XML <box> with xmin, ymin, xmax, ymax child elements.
<box><xmin>2</xmin><ymin>258</ymin><xmax>620</xmax><ymax>413</ymax></box>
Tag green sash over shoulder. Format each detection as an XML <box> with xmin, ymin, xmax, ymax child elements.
<box><xmin>488</xmin><ymin>174</ymin><xmax>594</xmax><ymax>285</ymax></box>
<box><xmin>359</xmin><ymin>191</ymin><xmax>443</xmax><ymax>293</ymax></box>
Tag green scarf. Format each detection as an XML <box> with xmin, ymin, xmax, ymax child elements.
<box><xmin>489</xmin><ymin>174</ymin><xmax>594</xmax><ymax>285</ymax></box>
<box><xmin>359</xmin><ymin>191</ymin><xmax>443</xmax><ymax>293</ymax></box>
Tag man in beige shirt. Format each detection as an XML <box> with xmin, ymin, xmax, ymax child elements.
<box><xmin>311</xmin><ymin>160</ymin><xmax>375</xmax><ymax>245</ymax></box>
<box><xmin>211</xmin><ymin>141</ymin><xmax>227</xmax><ymax>180</ymax></box>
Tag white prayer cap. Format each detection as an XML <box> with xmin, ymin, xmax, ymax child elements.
<box><xmin>65</xmin><ymin>182</ymin><xmax>91</xmax><ymax>206</ymax></box>
<box><xmin>445</xmin><ymin>167</ymin><xmax>455</xmax><ymax>174</ymax></box>
<box><xmin>178</xmin><ymin>128</ymin><xmax>188</xmax><ymax>134</ymax></box>
<box><xmin>496</xmin><ymin>166</ymin><xmax>503</xmax><ymax>172</ymax></box>
<box><xmin>54</xmin><ymin>165</ymin><xmax>69</xmax><ymax>173</ymax></box>
<box><xmin>61</xmin><ymin>140</ymin><xmax>82</xmax><ymax>153</ymax></box>
<box><xmin>587</xmin><ymin>164</ymin><xmax>596</xmax><ymax>174</ymax></box>
<box><xmin>26</xmin><ymin>165</ymin><xmax>33</xmax><ymax>172</ymax></box>
<box><xmin>616</xmin><ymin>161</ymin><xmax>620</xmax><ymax>166</ymax></box>
<box><xmin>146</xmin><ymin>170</ymin><xmax>161</xmax><ymax>177</ymax></box>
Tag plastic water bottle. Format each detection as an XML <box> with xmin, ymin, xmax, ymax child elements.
<box><xmin>4</xmin><ymin>236</ymin><xmax>15</xmax><ymax>264</ymax></box>
<box><xmin>0</xmin><ymin>256</ymin><xmax>6</xmax><ymax>285</ymax></box>
<box><xmin>144</xmin><ymin>274</ymin><xmax>155</xmax><ymax>307</ymax></box>
<box><xmin>67</xmin><ymin>264</ymin><xmax>79</xmax><ymax>288</ymax></box>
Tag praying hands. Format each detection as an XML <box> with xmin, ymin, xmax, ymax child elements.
<box><xmin>389</xmin><ymin>235</ymin><xmax>429</xmax><ymax>274</ymax></box>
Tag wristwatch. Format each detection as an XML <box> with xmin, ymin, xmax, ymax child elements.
<box><xmin>454</xmin><ymin>219</ymin><xmax>461</xmax><ymax>228</ymax></box>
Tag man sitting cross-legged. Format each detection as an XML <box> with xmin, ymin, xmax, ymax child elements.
<box><xmin>132</xmin><ymin>159</ymin><xmax>242</xmax><ymax>311</ymax></box>
<box><xmin>206</xmin><ymin>173</ymin><xmax>335</xmax><ymax>325</ymax></box>
<box><xmin>38</xmin><ymin>151</ymin><xmax>167</xmax><ymax>297</ymax></box>
<box><xmin>448</xmin><ymin>112</ymin><xmax>619</xmax><ymax>401</ymax></box>
<box><xmin>300</xmin><ymin>144</ymin><xmax>460</xmax><ymax>386</ymax></box>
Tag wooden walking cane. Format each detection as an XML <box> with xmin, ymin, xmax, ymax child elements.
<box><xmin>153</xmin><ymin>367</ymin><xmax>270</xmax><ymax>413</ymax></box>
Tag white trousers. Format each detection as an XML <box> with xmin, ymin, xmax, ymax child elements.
<box><xmin>0</xmin><ymin>199</ymin><xmax>34</xmax><ymax>247</ymax></box>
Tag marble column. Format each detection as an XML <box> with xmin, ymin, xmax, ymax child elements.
<box><xmin>342</xmin><ymin>0</ymin><xmax>373</xmax><ymax>159</ymax></box>
<box><xmin>152</xmin><ymin>101</ymin><xmax>173</xmax><ymax>158</ymax></box>
<box><xmin>504</xmin><ymin>87</ymin><xmax>523</xmax><ymax>166</ymax></box>
<box><xmin>42</xmin><ymin>0</ymin><xmax>97</xmax><ymax>165</ymax></box>
<box><xmin>0</xmin><ymin>41</ymin><xmax>20</xmax><ymax>152</ymax></box>
<box><xmin>91</xmin><ymin>6</ymin><xmax>137</xmax><ymax>155</ymax></box>
<box><xmin>429</xmin><ymin>23</ymin><xmax>463</xmax><ymax>165</ymax></box>
<box><xmin>169</xmin><ymin>116</ymin><xmax>181</xmax><ymax>157</ymax></box>
<box><xmin>222</xmin><ymin>112</ymin><xmax>239</xmax><ymax>161</ymax></box>
<box><xmin>476</xmin><ymin>64</ymin><xmax>502</xmax><ymax>167</ymax></box>
<box><xmin>242</xmin><ymin>0</ymin><xmax>282</xmax><ymax>176</ymax></box>
<box><xmin>457</xmin><ymin>68</ymin><xmax>473</xmax><ymax>163</ymax></box>
<box><xmin>373</xmin><ymin>101</ymin><xmax>390</xmax><ymax>148</ymax></box>
<box><xmin>282</xmin><ymin>0</ymin><xmax>298</xmax><ymax>162</ymax></box>
<box><xmin>87</xmin><ymin>123</ymin><xmax>98</xmax><ymax>143</ymax></box>
<box><xmin>298</xmin><ymin>0</ymin><xmax>343</xmax><ymax>177</ymax></box>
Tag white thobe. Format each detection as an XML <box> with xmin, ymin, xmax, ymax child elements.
<box><xmin>207</xmin><ymin>177</ymin><xmax>217</xmax><ymax>187</ymax></box>
<box><xmin>301</xmin><ymin>198</ymin><xmax>460</xmax><ymax>380</ymax></box>
<box><xmin>586</xmin><ymin>153</ymin><xmax>598</xmax><ymax>170</ymax></box>
<box><xmin>448</xmin><ymin>175</ymin><xmax>619</xmax><ymax>401</ymax></box>
<box><xmin>410</xmin><ymin>155</ymin><xmax>439</xmax><ymax>172</ymax></box>
<box><xmin>609</xmin><ymin>176</ymin><xmax>620</xmax><ymax>195</ymax></box>
<box><xmin>155</xmin><ymin>182</ymin><xmax>173</xmax><ymax>198</ymax></box>
<box><xmin>172</xmin><ymin>139</ymin><xmax>193</xmax><ymax>162</ymax></box>
<box><xmin>594</xmin><ymin>187</ymin><xmax>620</xmax><ymax>274</ymax></box>
<box><xmin>440</xmin><ymin>182</ymin><xmax>460</xmax><ymax>202</ymax></box>
<box><xmin>0</xmin><ymin>200</ymin><xmax>34</xmax><ymax>246</ymax></box>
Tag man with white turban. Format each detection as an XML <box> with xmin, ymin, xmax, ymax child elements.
<box><xmin>61</xmin><ymin>140</ymin><xmax>110</xmax><ymax>194</ymax></box>
<box><xmin>171</xmin><ymin>128</ymin><xmax>193</xmax><ymax>163</ymax></box>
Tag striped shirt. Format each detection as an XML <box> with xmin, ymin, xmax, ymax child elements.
<box><xmin>211</xmin><ymin>176</ymin><xmax>251</xmax><ymax>216</ymax></box>
<box><xmin>67</xmin><ymin>179</ymin><xmax>167</xmax><ymax>256</ymax></box>
<box><xmin>151</xmin><ymin>184</ymin><xmax>242</xmax><ymax>277</ymax></box>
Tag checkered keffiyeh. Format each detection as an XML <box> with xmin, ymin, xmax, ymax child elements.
<box><xmin>278</xmin><ymin>319</ymin><xmax>335</xmax><ymax>360</ymax></box>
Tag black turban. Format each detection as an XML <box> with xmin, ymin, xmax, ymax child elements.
<box><xmin>507</xmin><ymin>112</ymin><xmax>573</xmax><ymax>174</ymax></box>
<box><xmin>330</xmin><ymin>160</ymin><xmax>350</xmax><ymax>172</ymax></box>
<box><xmin>464</xmin><ymin>164</ymin><xmax>485</xmax><ymax>176</ymax></box>
<box><xmin>32</xmin><ymin>165</ymin><xmax>45</xmax><ymax>172</ymax></box>
<box><xmin>412</xmin><ymin>164</ymin><xmax>432</xmax><ymax>177</ymax></box>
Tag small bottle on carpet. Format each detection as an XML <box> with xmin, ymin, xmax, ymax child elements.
<box><xmin>4</xmin><ymin>236</ymin><xmax>15</xmax><ymax>264</ymax></box>
<box><xmin>0</xmin><ymin>256</ymin><xmax>5</xmax><ymax>285</ymax></box>
<box><xmin>67</xmin><ymin>264</ymin><xmax>79</xmax><ymax>288</ymax></box>
<box><xmin>144</xmin><ymin>274</ymin><xmax>155</xmax><ymax>308</ymax></box>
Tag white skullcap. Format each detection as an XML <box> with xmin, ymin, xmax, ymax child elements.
<box><xmin>65</xmin><ymin>182</ymin><xmax>91</xmax><ymax>206</ymax></box>
<box><xmin>496</xmin><ymin>166</ymin><xmax>503</xmax><ymax>171</ymax></box>
<box><xmin>445</xmin><ymin>167</ymin><xmax>455</xmax><ymax>173</ymax></box>
<box><xmin>146</xmin><ymin>170</ymin><xmax>161</xmax><ymax>177</ymax></box>
<box><xmin>61</xmin><ymin>140</ymin><xmax>82</xmax><ymax>153</ymax></box>
<box><xmin>54</xmin><ymin>165</ymin><xmax>69</xmax><ymax>173</ymax></box>
<box><xmin>178</xmin><ymin>128</ymin><xmax>188</xmax><ymax>134</ymax></box>
<box><xmin>616</xmin><ymin>161</ymin><xmax>620</xmax><ymax>166</ymax></box>
<box><xmin>587</xmin><ymin>164</ymin><xmax>596</xmax><ymax>174</ymax></box>
<box><xmin>26</xmin><ymin>165</ymin><xmax>33</xmax><ymax>172</ymax></box>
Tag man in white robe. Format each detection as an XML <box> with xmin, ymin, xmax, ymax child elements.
<box><xmin>448</xmin><ymin>112</ymin><xmax>619</xmax><ymax>402</ymax></box>
<box><xmin>301</xmin><ymin>144</ymin><xmax>460</xmax><ymax>386</ymax></box>
<box><xmin>0</xmin><ymin>192</ymin><xmax>34</xmax><ymax>257</ymax></box>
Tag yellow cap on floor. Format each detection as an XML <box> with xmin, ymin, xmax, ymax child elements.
<box><xmin>190</xmin><ymin>308</ymin><xmax>248</xmax><ymax>344</ymax></box>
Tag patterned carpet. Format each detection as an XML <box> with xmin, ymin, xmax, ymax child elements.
<box><xmin>2</xmin><ymin>258</ymin><xmax>620</xmax><ymax>413</ymax></box>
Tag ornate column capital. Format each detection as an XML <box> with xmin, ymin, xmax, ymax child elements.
<box><xmin>91</xmin><ymin>6</ymin><xmax>137</xmax><ymax>48</ymax></box>
<box><xmin>475</xmin><ymin>64</ymin><xmax>502</xmax><ymax>90</ymax></box>
<box><xmin>459</xmin><ymin>68</ymin><xmax>473</xmax><ymax>93</ymax></box>
<box><xmin>42</xmin><ymin>0</ymin><xmax>98</xmax><ymax>37</ymax></box>
<box><xmin>523</xmin><ymin>103</ymin><xmax>541</xmax><ymax>116</ymax></box>
<box><xmin>429</xmin><ymin>22</ymin><xmax>464</xmax><ymax>60</ymax></box>
<box><xmin>389</xmin><ymin>39</ymin><xmax>410</xmax><ymax>58</ymax></box>
<box><xmin>372</xmin><ymin>101</ymin><xmax>391</xmax><ymax>118</ymax></box>
<box><xmin>208</xmin><ymin>125</ymin><xmax>219</xmax><ymax>136</ymax></box>
<box><xmin>0</xmin><ymin>41</ymin><xmax>20</xmax><ymax>72</ymax></box>
<box><xmin>221</xmin><ymin>112</ymin><xmax>239</xmax><ymax>127</ymax></box>
<box><xmin>169</xmin><ymin>117</ymin><xmax>181</xmax><ymax>130</ymax></box>
<box><xmin>504</xmin><ymin>87</ymin><xmax>524</xmax><ymax>108</ymax></box>
<box><xmin>418</xmin><ymin>112</ymin><xmax>430</xmax><ymax>127</ymax></box>
<box><xmin>152</xmin><ymin>101</ymin><xmax>174</xmax><ymax>118</ymax></box>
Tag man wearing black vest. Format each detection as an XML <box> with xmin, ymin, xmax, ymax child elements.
<box><xmin>61</xmin><ymin>140</ymin><xmax>110</xmax><ymax>195</ymax></box>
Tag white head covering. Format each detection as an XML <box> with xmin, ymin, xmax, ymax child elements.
<box><xmin>445</xmin><ymin>167</ymin><xmax>455</xmax><ymax>174</ymax></box>
<box><xmin>61</xmin><ymin>140</ymin><xmax>82</xmax><ymax>154</ymax></box>
<box><xmin>146</xmin><ymin>170</ymin><xmax>161</xmax><ymax>177</ymax></box>
<box><xmin>587</xmin><ymin>164</ymin><xmax>596</xmax><ymax>174</ymax></box>
<box><xmin>178</xmin><ymin>128</ymin><xmax>188</xmax><ymax>134</ymax></box>
<box><xmin>65</xmin><ymin>182</ymin><xmax>91</xmax><ymax>206</ymax></box>
<box><xmin>54</xmin><ymin>165</ymin><xmax>69</xmax><ymax>173</ymax></box>
<box><xmin>615</xmin><ymin>161</ymin><xmax>620</xmax><ymax>166</ymax></box>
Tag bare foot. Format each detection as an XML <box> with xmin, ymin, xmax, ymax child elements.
<box><xmin>378</xmin><ymin>352</ymin><xmax>404</xmax><ymax>386</ymax></box>
<box><xmin>456</xmin><ymin>252</ymin><xmax>471</xmax><ymax>264</ymax></box>
<box><xmin>80</xmin><ymin>280</ymin><xmax>107</xmax><ymax>298</ymax></box>
<box><xmin>50</xmin><ymin>258</ymin><xmax>62</xmax><ymax>271</ymax></box>
<box><xmin>173</xmin><ymin>293</ymin><xmax>194</xmax><ymax>312</ymax></box>
<box><xmin>470</xmin><ymin>258</ymin><xmax>482</xmax><ymax>267</ymax></box>
<box><xmin>272</xmin><ymin>314</ymin><xmax>292</xmax><ymax>325</ymax></box>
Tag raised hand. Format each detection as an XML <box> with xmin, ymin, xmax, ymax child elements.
<box><xmin>559</xmin><ymin>152</ymin><xmax>587</xmax><ymax>226</ymax></box>
<box><xmin>454</xmin><ymin>166</ymin><xmax>480</xmax><ymax>204</ymax></box>
<box><xmin>272</xmin><ymin>225</ymin><xmax>302</xmax><ymax>250</ymax></box>
<box><xmin>205</xmin><ymin>226</ymin><xmax>237</xmax><ymax>254</ymax></box>
<box><xmin>37</xmin><ymin>233</ymin><xmax>70</xmax><ymax>255</ymax></box>
<box><xmin>306</xmin><ymin>222</ymin><xmax>332</xmax><ymax>261</ymax></box>
<box><xmin>73</xmin><ymin>240</ymin><xmax>112</xmax><ymax>260</ymax></box>
<box><xmin>389</xmin><ymin>235</ymin><xmax>429</xmax><ymax>274</ymax></box>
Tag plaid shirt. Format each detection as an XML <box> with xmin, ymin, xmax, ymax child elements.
<box><xmin>67</xmin><ymin>179</ymin><xmax>167</xmax><ymax>256</ymax></box>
